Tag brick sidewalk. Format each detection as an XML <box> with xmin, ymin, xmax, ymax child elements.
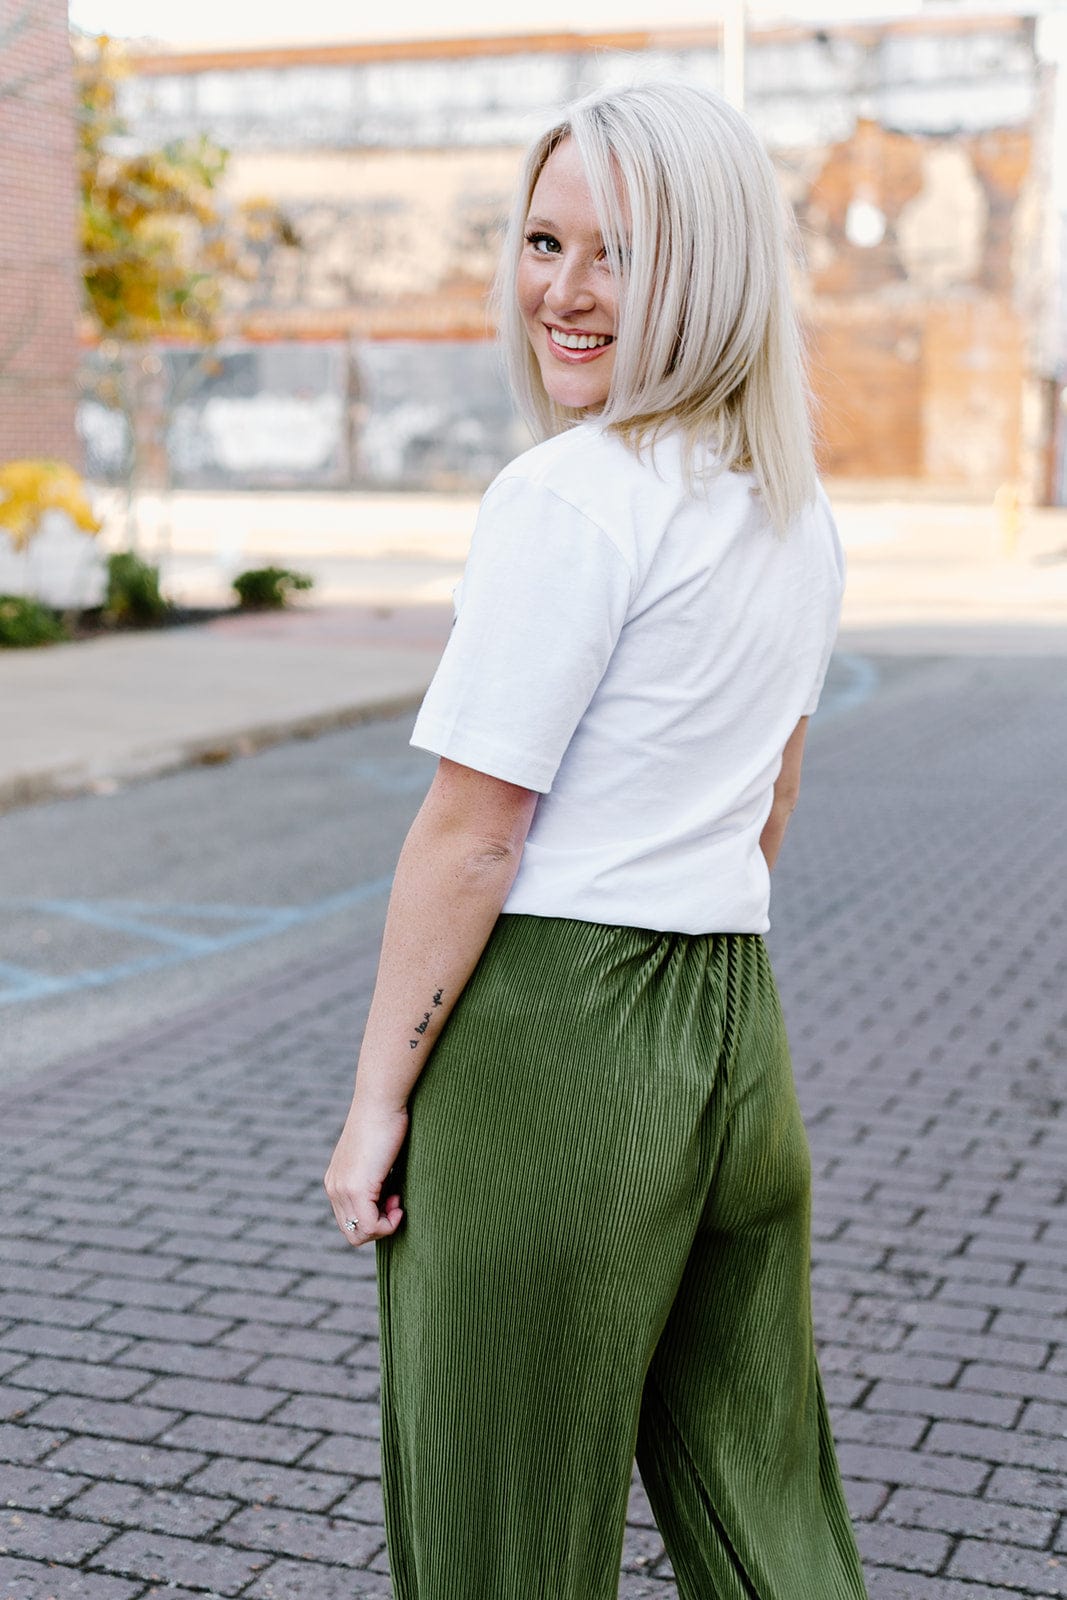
<box><xmin>0</xmin><ymin>652</ymin><xmax>1065</xmax><ymax>1598</ymax></box>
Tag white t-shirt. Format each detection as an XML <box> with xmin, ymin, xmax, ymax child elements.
<box><xmin>410</xmin><ymin>420</ymin><xmax>845</xmax><ymax>934</ymax></box>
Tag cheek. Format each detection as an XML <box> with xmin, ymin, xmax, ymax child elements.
<box><xmin>516</xmin><ymin>259</ymin><xmax>544</xmax><ymax>321</ymax></box>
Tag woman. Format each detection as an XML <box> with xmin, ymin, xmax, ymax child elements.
<box><xmin>325</xmin><ymin>78</ymin><xmax>869</xmax><ymax>1600</ymax></box>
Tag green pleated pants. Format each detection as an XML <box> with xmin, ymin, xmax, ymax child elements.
<box><xmin>375</xmin><ymin>912</ymin><xmax>869</xmax><ymax>1600</ymax></box>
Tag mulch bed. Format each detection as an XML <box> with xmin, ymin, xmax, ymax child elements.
<box><xmin>65</xmin><ymin>603</ymin><xmax>243</xmax><ymax>640</ymax></box>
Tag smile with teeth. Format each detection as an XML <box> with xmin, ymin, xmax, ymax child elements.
<box><xmin>548</xmin><ymin>326</ymin><xmax>614</xmax><ymax>352</ymax></box>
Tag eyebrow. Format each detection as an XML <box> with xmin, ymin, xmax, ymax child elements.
<box><xmin>525</xmin><ymin>213</ymin><xmax>605</xmax><ymax>241</ymax></box>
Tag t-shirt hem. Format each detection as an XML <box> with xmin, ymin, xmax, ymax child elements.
<box><xmin>498</xmin><ymin>896</ymin><xmax>770</xmax><ymax>937</ymax></box>
<box><xmin>409</xmin><ymin>718</ymin><xmax>555</xmax><ymax>793</ymax></box>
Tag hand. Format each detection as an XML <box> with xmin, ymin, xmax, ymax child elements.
<box><xmin>324</xmin><ymin>1099</ymin><xmax>409</xmax><ymax>1247</ymax></box>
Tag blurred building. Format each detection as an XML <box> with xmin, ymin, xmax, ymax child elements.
<box><xmin>86</xmin><ymin>15</ymin><xmax>1066</xmax><ymax>500</ymax></box>
<box><xmin>0</xmin><ymin>0</ymin><xmax>81</xmax><ymax>463</ymax></box>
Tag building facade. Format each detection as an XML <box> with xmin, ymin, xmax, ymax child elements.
<box><xmin>0</xmin><ymin>0</ymin><xmax>82</xmax><ymax>465</ymax></box>
<box><xmin>84</xmin><ymin>17</ymin><xmax>1064</xmax><ymax>499</ymax></box>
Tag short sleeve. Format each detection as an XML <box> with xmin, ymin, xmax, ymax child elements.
<box><xmin>410</xmin><ymin>475</ymin><xmax>632</xmax><ymax>792</ymax></box>
<box><xmin>801</xmin><ymin>492</ymin><xmax>847</xmax><ymax>717</ymax></box>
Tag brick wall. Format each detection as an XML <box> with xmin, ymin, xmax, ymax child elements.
<box><xmin>0</xmin><ymin>0</ymin><xmax>81</xmax><ymax>466</ymax></box>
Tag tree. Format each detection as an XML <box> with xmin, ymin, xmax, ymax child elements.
<box><xmin>72</xmin><ymin>29</ymin><xmax>300</xmax><ymax>544</ymax></box>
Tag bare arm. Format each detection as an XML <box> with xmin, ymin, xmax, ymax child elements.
<box><xmin>324</xmin><ymin>756</ymin><xmax>538</xmax><ymax>1243</ymax></box>
<box><xmin>759</xmin><ymin>715</ymin><xmax>808</xmax><ymax>872</ymax></box>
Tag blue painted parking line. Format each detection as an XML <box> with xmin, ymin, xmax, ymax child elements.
<box><xmin>346</xmin><ymin>755</ymin><xmax>435</xmax><ymax>794</ymax></box>
<box><xmin>28</xmin><ymin>899</ymin><xmax>229</xmax><ymax>953</ymax></box>
<box><xmin>813</xmin><ymin>652</ymin><xmax>879</xmax><ymax>724</ymax></box>
<box><xmin>0</xmin><ymin>960</ymin><xmax>54</xmax><ymax>997</ymax></box>
<box><xmin>0</xmin><ymin>876</ymin><xmax>395</xmax><ymax>1008</ymax></box>
<box><xmin>2</xmin><ymin>655</ymin><xmax>878</xmax><ymax>1010</ymax></box>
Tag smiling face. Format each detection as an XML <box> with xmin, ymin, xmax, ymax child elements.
<box><xmin>517</xmin><ymin>136</ymin><xmax>624</xmax><ymax>413</ymax></box>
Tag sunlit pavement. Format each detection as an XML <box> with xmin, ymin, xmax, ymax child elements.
<box><xmin>0</xmin><ymin>602</ymin><xmax>454</xmax><ymax>812</ymax></box>
<box><xmin>88</xmin><ymin>485</ymin><xmax>1067</xmax><ymax>627</ymax></box>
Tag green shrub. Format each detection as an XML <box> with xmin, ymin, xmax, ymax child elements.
<box><xmin>0</xmin><ymin>593</ymin><xmax>69</xmax><ymax>648</ymax></box>
<box><xmin>104</xmin><ymin>551</ymin><xmax>169</xmax><ymax>625</ymax></box>
<box><xmin>232</xmin><ymin>565</ymin><xmax>314</xmax><ymax>609</ymax></box>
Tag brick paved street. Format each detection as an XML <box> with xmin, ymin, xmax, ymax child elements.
<box><xmin>0</xmin><ymin>649</ymin><xmax>1064</xmax><ymax>1598</ymax></box>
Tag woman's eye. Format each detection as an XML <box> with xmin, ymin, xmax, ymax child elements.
<box><xmin>524</xmin><ymin>231</ymin><xmax>561</xmax><ymax>254</ymax></box>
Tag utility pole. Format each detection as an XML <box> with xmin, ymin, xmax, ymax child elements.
<box><xmin>722</xmin><ymin>0</ymin><xmax>747</xmax><ymax>111</ymax></box>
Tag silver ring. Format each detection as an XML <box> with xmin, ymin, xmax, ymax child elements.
<box><xmin>344</xmin><ymin>1217</ymin><xmax>359</xmax><ymax>1233</ymax></box>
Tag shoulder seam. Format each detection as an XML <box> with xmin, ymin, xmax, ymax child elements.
<box><xmin>485</xmin><ymin>473</ymin><xmax>635</xmax><ymax>584</ymax></box>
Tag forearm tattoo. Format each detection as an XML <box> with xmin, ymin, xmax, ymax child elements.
<box><xmin>409</xmin><ymin>987</ymin><xmax>444</xmax><ymax>1050</ymax></box>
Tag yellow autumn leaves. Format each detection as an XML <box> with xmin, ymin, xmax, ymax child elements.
<box><xmin>0</xmin><ymin>460</ymin><xmax>102</xmax><ymax>553</ymax></box>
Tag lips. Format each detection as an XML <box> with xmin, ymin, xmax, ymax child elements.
<box><xmin>544</xmin><ymin>324</ymin><xmax>615</xmax><ymax>363</ymax></box>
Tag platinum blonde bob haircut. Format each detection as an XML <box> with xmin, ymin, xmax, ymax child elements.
<box><xmin>490</xmin><ymin>78</ymin><xmax>817</xmax><ymax>535</ymax></box>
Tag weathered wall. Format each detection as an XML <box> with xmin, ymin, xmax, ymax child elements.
<box><xmin>0</xmin><ymin>0</ymin><xmax>81</xmax><ymax>465</ymax></box>
<box><xmin>120</xmin><ymin>20</ymin><xmax>1041</xmax><ymax>151</ymax></box>
<box><xmin>79</xmin><ymin>339</ymin><xmax>528</xmax><ymax>490</ymax></box>
<box><xmin>789</xmin><ymin>119</ymin><xmax>1039</xmax><ymax>485</ymax></box>
<box><xmin>221</xmin><ymin>148</ymin><xmax>520</xmax><ymax>340</ymax></box>
<box><xmin>94</xmin><ymin>17</ymin><xmax>1055</xmax><ymax>495</ymax></box>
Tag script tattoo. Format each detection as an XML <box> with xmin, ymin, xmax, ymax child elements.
<box><xmin>409</xmin><ymin>987</ymin><xmax>445</xmax><ymax>1050</ymax></box>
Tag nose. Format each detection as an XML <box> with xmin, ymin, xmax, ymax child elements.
<box><xmin>542</xmin><ymin>250</ymin><xmax>597</xmax><ymax>316</ymax></box>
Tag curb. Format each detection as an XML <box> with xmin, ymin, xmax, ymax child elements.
<box><xmin>0</xmin><ymin>688</ymin><xmax>426</xmax><ymax>815</ymax></box>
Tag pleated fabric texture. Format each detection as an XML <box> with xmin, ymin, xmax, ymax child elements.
<box><xmin>376</xmin><ymin>912</ymin><xmax>869</xmax><ymax>1600</ymax></box>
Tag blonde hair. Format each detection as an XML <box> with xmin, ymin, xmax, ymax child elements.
<box><xmin>490</xmin><ymin>78</ymin><xmax>817</xmax><ymax>535</ymax></box>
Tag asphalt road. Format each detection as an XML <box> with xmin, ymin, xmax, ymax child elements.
<box><xmin>0</xmin><ymin>645</ymin><xmax>1046</xmax><ymax>1092</ymax></box>
<box><xmin>0</xmin><ymin>713</ymin><xmax>429</xmax><ymax>1088</ymax></box>
<box><xmin>0</xmin><ymin>647</ymin><xmax>877</xmax><ymax>1087</ymax></box>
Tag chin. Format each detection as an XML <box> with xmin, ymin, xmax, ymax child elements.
<box><xmin>542</xmin><ymin>375</ymin><xmax>610</xmax><ymax>412</ymax></box>
<box><xmin>551</xmin><ymin>396</ymin><xmax>602</xmax><ymax>413</ymax></box>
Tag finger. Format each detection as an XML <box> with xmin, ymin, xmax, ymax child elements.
<box><xmin>331</xmin><ymin>1195</ymin><xmax>366</xmax><ymax>1245</ymax></box>
<box><xmin>331</xmin><ymin>1190</ymin><xmax>403</xmax><ymax>1246</ymax></box>
<box><xmin>355</xmin><ymin>1196</ymin><xmax>404</xmax><ymax>1245</ymax></box>
<box><xmin>362</xmin><ymin>1211</ymin><xmax>402</xmax><ymax>1243</ymax></box>
<box><xmin>338</xmin><ymin>1195</ymin><xmax>382</xmax><ymax>1246</ymax></box>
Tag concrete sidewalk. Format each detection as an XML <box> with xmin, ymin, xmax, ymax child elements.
<box><xmin>1</xmin><ymin>489</ymin><xmax>1065</xmax><ymax>812</ymax></box>
<box><xmin>0</xmin><ymin>603</ymin><xmax>453</xmax><ymax>812</ymax></box>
